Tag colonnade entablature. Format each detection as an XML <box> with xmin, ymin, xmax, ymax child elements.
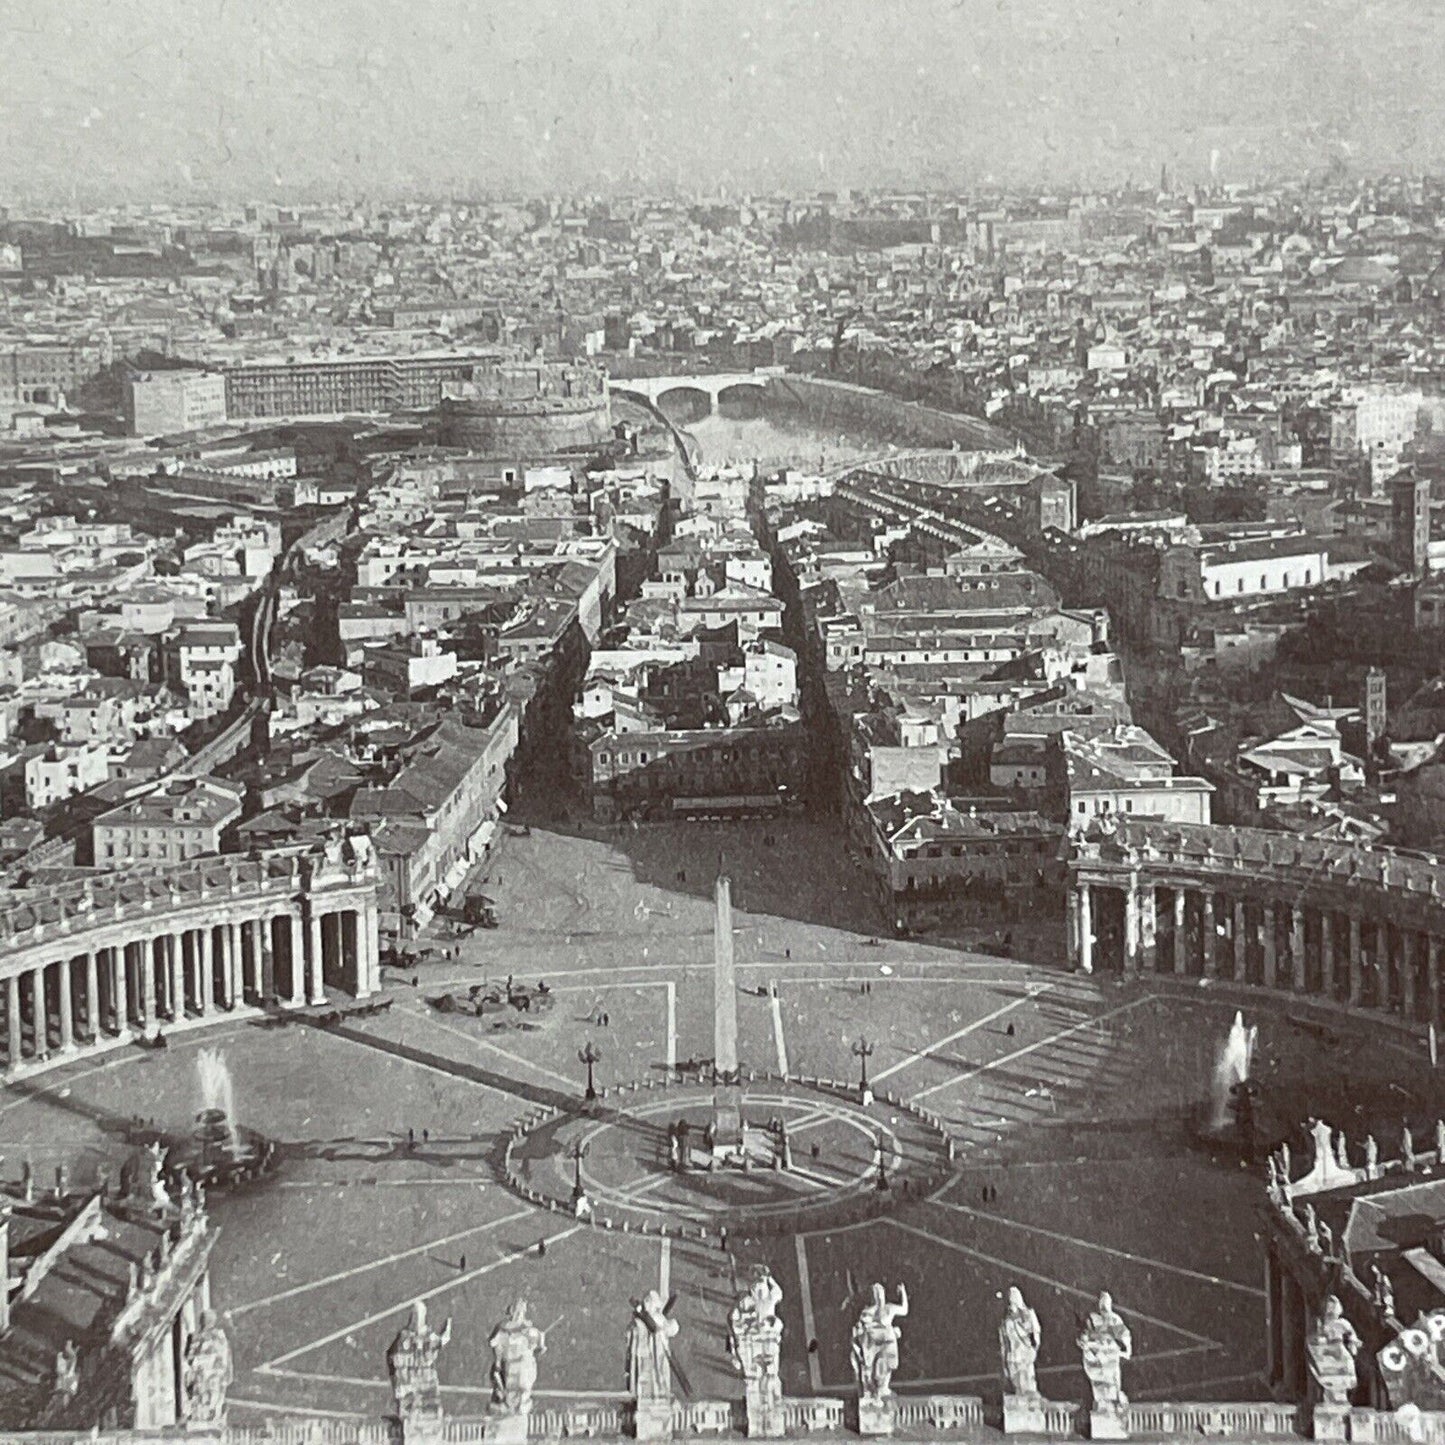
<box><xmin>1067</xmin><ymin>818</ymin><xmax>1445</xmax><ymax>1026</ymax></box>
<box><xmin>0</xmin><ymin>836</ymin><xmax>382</xmax><ymax>1080</ymax></box>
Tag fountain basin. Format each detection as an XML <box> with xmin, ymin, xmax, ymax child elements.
<box><xmin>166</xmin><ymin>1107</ymin><xmax>276</xmax><ymax>1190</ymax></box>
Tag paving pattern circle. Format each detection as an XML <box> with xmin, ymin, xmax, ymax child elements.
<box><xmin>504</xmin><ymin>1076</ymin><xmax>951</xmax><ymax>1233</ymax></box>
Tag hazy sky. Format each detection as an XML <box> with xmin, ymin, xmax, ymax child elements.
<box><xmin>2</xmin><ymin>0</ymin><xmax>1443</xmax><ymax>202</ymax></box>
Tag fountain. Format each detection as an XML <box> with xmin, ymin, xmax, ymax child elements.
<box><xmin>198</xmin><ymin>1048</ymin><xmax>240</xmax><ymax>1155</ymax></box>
<box><xmin>165</xmin><ymin>1048</ymin><xmax>276</xmax><ymax>1190</ymax></box>
<box><xmin>1211</xmin><ymin>1012</ymin><xmax>1257</xmax><ymax>1131</ymax></box>
<box><xmin>1193</xmin><ymin>1011</ymin><xmax>1265</xmax><ymax>1159</ymax></box>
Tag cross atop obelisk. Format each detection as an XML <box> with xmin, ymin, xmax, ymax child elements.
<box><xmin>712</xmin><ymin>871</ymin><xmax>743</xmax><ymax>1154</ymax></box>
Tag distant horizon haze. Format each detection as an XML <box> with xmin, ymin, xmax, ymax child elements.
<box><xmin>1</xmin><ymin>0</ymin><xmax>1442</xmax><ymax>205</ymax></box>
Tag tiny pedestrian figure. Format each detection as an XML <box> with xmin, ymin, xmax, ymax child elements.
<box><xmin>407</xmin><ymin>1127</ymin><xmax>415</xmax><ymax>1147</ymax></box>
<box><xmin>412</xmin><ymin>975</ymin><xmax>419</xmax><ymax>987</ymax></box>
<box><xmin>785</xmin><ymin>947</ymin><xmax>791</xmax><ymax>960</ymax></box>
<box><xmin>537</xmin><ymin>1237</ymin><xmax>547</xmax><ymax>1258</ymax></box>
<box><xmin>1006</xmin><ymin>1022</ymin><xmax>1015</xmax><ymax>1037</ymax></box>
<box><xmin>718</xmin><ymin>1226</ymin><xmax>728</xmax><ymax>1252</ymax></box>
<box><xmin>459</xmin><ymin>1254</ymin><xmax>467</xmax><ymax>1271</ymax></box>
<box><xmin>422</xmin><ymin>1128</ymin><xmax>430</xmax><ymax>1144</ymax></box>
<box><xmin>811</xmin><ymin>1141</ymin><xmax>821</xmax><ymax>1160</ymax></box>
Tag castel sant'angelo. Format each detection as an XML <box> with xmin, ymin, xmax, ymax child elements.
<box><xmin>438</xmin><ymin>357</ymin><xmax>612</xmax><ymax>456</ymax></box>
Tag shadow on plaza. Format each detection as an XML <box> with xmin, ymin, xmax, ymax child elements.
<box><xmin>0</xmin><ymin>1056</ymin><xmax>182</xmax><ymax>1161</ymax></box>
<box><xmin>515</xmin><ymin>808</ymin><xmax>893</xmax><ymax>938</ymax></box>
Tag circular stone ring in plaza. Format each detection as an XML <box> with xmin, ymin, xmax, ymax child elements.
<box><xmin>503</xmin><ymin>1071</ymin><xmax>955</xmax><ymax>1237</ymax></box>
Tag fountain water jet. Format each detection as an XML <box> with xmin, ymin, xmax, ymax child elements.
<box><xmin>1210</xmin><ymin>1011</ymin><xmax>1257</xmax><ymax>1131</ymax></box>
<box><xmin>197</xmin><ymin>1048</ymin><xmax>240</xmax><ymax>1156</ymax></box>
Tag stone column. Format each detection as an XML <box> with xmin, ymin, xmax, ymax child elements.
<box><xmin>1290</xmin><ymin>905</ymin><xmax>1306</xmax><ymax>992</ymax></box>
<box><xmin>1348</xmin><ymin>915</ymin><xmax>1363</xmax><ymax>1007</ymax></box>
<box><xmin>1139</xmin><ymin>885</ymin><xmax>1158</xmax><ymax>973</ymax></box>
<box><xmin>1078</xmin><ymin>884</ymin><xmax>1093</xmax><ymax>974</ymax></box>
<box><xmin>29</xmin><ymin>966</ymin><xmax>46</xmax><ymax>1058</ymax></box>
<box><xmin>167</xmin><ymin>933</ymin><xmax>184</xmax><ymax>1020</ymax></box>
<box><xmin>287</xmin><ymin>913</ymin><xmax>306</xmax><ymax>1008</ymax></box>
<box><xmin>1262</xmin><ymin>904</ymin><xmax>1277</xmax><ymax>989</ymax></box>
<box><xmin>1321</xmin><ymin>912</ymin><xmax>1335</xmax><ymax>1001</ymax></box>
<box><xmin>1201</xmin><ymin>892</ymin><xmax>1216</xmax><ymax>978</ymax></box>
<box><xmin>1173</xmin><ymin>888</ymin><xmax>1187</xmax><ymax>975</ymax></box>
<box><xmin>238</xmin><ymin>920</ymin><xmax>255</xmax><ymax>1002</ymax></box>
<box><xmin>307</xmin><ymin>909</ymin><xmax>326</xmax><ymax>1006</ymax></box>
<box><xmin>6</xmin><ymin>975</ymin><xmax>20</xmax><ymax>1068</ymax></box>
<box><xmin>114</xmin><ymin>947</ymin><xmax>130</xmax><ymax>1034</ymax></box>
<box><xmin>196</xmin><ymin>928</ymin><xmax>212</xmax><ymax>1017</ymax></box>
<box><xmin>1123</xmin><ymin>881</ymin><xmax>1140</xmax><ymax>974</ymax></box>
<box><xmin>84</xmin><ymin>952</ymin><xmax>99</xmax><ymax>1040</ymax></box>
<box><xmin>1233</xmin><ymin>899</ymin><xmax>1247</xmax><ymax>982</ymax></box>
<box><xmin>1430</xmin><ymin>935</ymin><xmax>1442</xmax><ymax>1027</ymax></box>
<box><xmin>1402</xmin><ymin>931</ymin><xmax>1418</xmax><ymax>1022</ymax></box>
<box><xmin>1378</xmin><ymin>924</ymin><xmax>1394</xmax><ymax>1013</ymax></box>
<box><xmin>357</xmin><ymin>903</ymin><xmax>379</xmax><ymax>999</ymax></box>
<box><xmin>140</xmin><ymin>940</ymin><xmax>158</xmax><ymax>1036</ymax></box>
<box><xmin>1264</xmin><ymin>1249</ymin><xmax>1281</xmax><ymax>1387</ymax></box>
<box><xmin>223</xmin><ymin>923</ymin><xmax>239</xmax><ymax>1008</ymax></box>
<box><xmin>56</xmin><ymin>960</ymin><xmax>75</xmax><ymax>1053</ymax></box>
<box><xmin>1285</xmin><ymin>1277</ymin><xmax>1307</xmax><ymax>1400</ymax></box>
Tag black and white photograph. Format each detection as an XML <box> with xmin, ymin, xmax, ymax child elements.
<box><xmin>0</xmin><ymin>0</ymin><xmax>1444</xmax><ymax>1436</ymax></box>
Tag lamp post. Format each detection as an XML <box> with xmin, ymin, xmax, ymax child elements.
<box><xmin>853</xmin><ymin>1036</ymin><xmax>874</xmax><ymax>1106</ymax></box>
<box><xmin>570</xmin><ymin>1140</ymin><xmax>590</xmax><ymax>1217</ymax></box>
<box><xmin>579</xmin><ymin>1041</ymin><xmax>601</xmax><ymax>1102</ymax></box>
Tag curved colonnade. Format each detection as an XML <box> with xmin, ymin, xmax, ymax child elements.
<box><xmin>0</xmin><ymin>844</ymin><xmax>380</xmax><ymax>1079</ymax></box>
<box><xmin>1069</xmin><ymin>819</ymin><xmax>1445</xmax><ymax>1026</ymax></box>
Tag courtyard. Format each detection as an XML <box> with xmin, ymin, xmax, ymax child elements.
<box><xmin>0</xmin><ymin>819</ymin><xmax>1436</xmax><ymax>1420</ymax></box>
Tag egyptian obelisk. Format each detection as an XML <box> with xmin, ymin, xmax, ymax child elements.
<box><xmin>712</xmin><ymin>873</ymin><xmax>743</xmax><ymax>1152</ymax></box>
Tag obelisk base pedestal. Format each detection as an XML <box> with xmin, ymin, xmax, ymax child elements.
<box><xmin>711</xmin><ymin>1081</ymin><xmax>744</xmax><ymax>1162</ymax></box>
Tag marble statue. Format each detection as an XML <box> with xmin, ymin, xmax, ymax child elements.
<box><xmin>1335</xmin><ymin>1132</ymin><xmax>1350</xmax><ymax>1172</ymax></box>
<box><xmin>386</xmin><ymin>1302</ymin><xmax>450</xmax><ymax>1423</ymax></box>
<box><xmin>1306</xmin><ymin>1296</ymin><xmax>1360</xmax><ymax>1407</ymax></box>
<box><xmin>1436</xmin><ymin>1119</ymin><xmax>1445</xmax><ymax>1164</ymax></box>
<box><xmin>629</xmin><ymin>1290</ymin><xmax>679</xmax><ymax>1440</ymax></box>
<box><xmin>1077</xmin><ymin>1291</ymin><xmax>1133</xmax><ymax>1414</ymax></box>
<box><xmin>1370</xmin><ymin>1265</ymin><xmax>1395</xmax><ymax>1317</ymax></box>
<box><xmin>851</xmin><ymin>1284</ymin><xmax>909</xmax><ymax>1401</ymax></box>
<box><xmin>999</xmin><ymin>1287</ymin><xmax>1042</xmax><ymax>1397</ymax></box>
<box><xmin>489</xmin><ymin>1299</ymin><xmax>546</xmax><ymax>1416</ymax></box>
<box><xmin>1365</xmin><ymin>1135</ymin><xmax>1379</xmax><ymax>1173</ymax></box>
<box><xmin>629</xmin><ymin>1291</ymin><xmax>679</xmax><ymax>1403</ymax></box>
<box><xmin>54</xmin><ymin>1340</ymin><xmax>78</xmax><ymax>1400</ymax></box>
<box><xmin>1404</xmin><ymin>1126</ymin><xmax>1416</xmax><ymax>1171</ymax></box>
<box><xmin>145</xmin><ymin>1142</ymin><xmax>172</xmax><ymax>1211</ymax></box>
<box><xmin>183</xmin><ymin>1311</ymin><xmax>234</xmax><ymax>1427</ymax></box>
<box><xmin>1279</xmin><ymin>1142</ymin><xmax>1291</xmax><ymax>1181</ymax></box>
<box><xmin>1302</xmin><ymin>1203</ymin><xmax>1320</xmax><ymax>1251</ymax></box>
<box><xmin>729</xmin><ymin>1269</ymin><xmax>785</xmax><ymax>1437</ymax></box>
<box><xmin>1317</xmin><ymin>1218</ymin><xmax>1334</xmax><ymax>1257</ymax></box>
